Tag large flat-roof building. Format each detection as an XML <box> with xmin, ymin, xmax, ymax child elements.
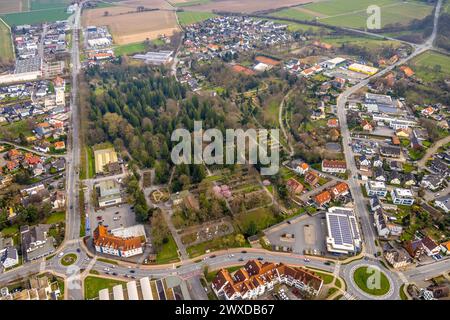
<box><xmin>325</xmin><ymin>207</ymin><xmax>361</xmax><ymax>254</ymax></box>
<box><xmin>96</xmin><ymin>179</ymin><xmax>122</xmax><ymax>207</ymax></box>
<box><xmin>94</xmin><ymin>148</ymin><xmax>118</xmax><ymax>174</ymax></box>
<box><xmin>132</xmin><ymin>51</ymin><xmax>173</xmax><ymax>65</ymax></box>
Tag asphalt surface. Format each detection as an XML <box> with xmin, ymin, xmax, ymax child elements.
<box><xmin>0</xmin><ymin>0</ymin><xmax>447</xmax><ymax>301</ymax></box>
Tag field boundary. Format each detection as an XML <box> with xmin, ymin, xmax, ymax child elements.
<box><xmin>0</xmin><ymin>16</ymin><xmax>14</xmax><ymax>62</ymax></box>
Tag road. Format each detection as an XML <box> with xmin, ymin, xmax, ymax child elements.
<box><xmin>0</xmin><ymin>0</ymin><xmax>447</xmax><ymax>301</ymax></box>
<box><xmin>0</xmin><ymin>140</ymin><xmax>66</xmax><ymax>158</ymax></box>
<box><xmin>417</xmin><ymin>135</ymin><xmax>450</xmax><ymax>168</ymax></box>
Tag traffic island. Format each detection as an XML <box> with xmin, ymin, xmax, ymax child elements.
<box><xmin>60</xmin><ymin>253</ymin><xmax>78</xmax><ymax>266</ymax></box>
<box><xmin>352</xmin><ymin>266</ymin><xmax>391</xmax><ymax>296</ymax></box>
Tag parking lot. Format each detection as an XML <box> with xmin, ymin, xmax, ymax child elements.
<box><xmin>264</xmin><ymin>213</ymin><xmax>328</xmax><ymax>255</ymax></box>
<box><xmin>90</xmin><ymin>203</ymin><xmax>136</xmax><ymax>232</ymax></box>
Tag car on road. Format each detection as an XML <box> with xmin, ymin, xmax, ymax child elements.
<box><xmin>238</xmin><ymin>258</ymin><xmax>244</xmax><ymax>262</ymax></box>
<box><xmin>113</xmin><ymin>217</ymin><xmax>120</xmax><ymax>221</ymax></box>
<box><xmin>209</xmin><ymin>255</ymin><xmax>216</xmax><ymax>258</ymax></box>
<box><xmin>104</xmin><ymin>268</ymin><xmax>110</xmax><ymax>272</ymax></box>
<box><xmin>97</xmin><ymin>216</ymin><xmax>102</xmax><ymax>221</ymax></box>
<box><xmin>115</xmin><ymin>211</ymin><xmax>119</xmax><ymax>215</ymax></box>
<box><xmin>257</xmin><ymin>257</ymin><xmax>264</xmax><ymax>261</ymax></box>
<box><xmin>130</xmin><ymin>276</ymin><xmax>136</xmax><ymax>279</ymax></box>
<box><xmin>130</xmin><ymin>270</ymin><xmax>135</xmax><ymax>273</ymax></box>
<box><xmin>112</xmin><ymin>272</ymin><xmax>117</xmax><ymax>276</ymax></box>
<box><xmin>303</xmin><ymin>258</ymin><xmax>310</xmax><ymax>262</ymax></box>
<box><xmin>58</xmin><ymin>252</ymin><xmax>64</xmax><ymax>258</ymax></box>
<box><xmin>324</xmin><ymin>261</ymin><xmax>331</xmax><ymax>265</ymax></box>
<box><xmin>76</xmin><ymin>248</ymin><xmax>81</xmax><ymax>253</ymax></box>
<box><xmin>241</xmin><ymin>251</ymin><xmax>247</xmax><ymax>254</ymax></box>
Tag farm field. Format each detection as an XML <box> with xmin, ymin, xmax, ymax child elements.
<box><xmin>117</xmin><ymin>0</ymin><xmax>173</xmax><ymax>10</ymax></box>
<box><xmin>0</xmin><ymin>0</ymin><xmax>23</xmax><ymax>14</ymax></box>
<box><xmin>183</xmin><ymin>0</ymin><xmax>314</xmax><ymax>13</ymax></box>
<box><xmin>177</xmin><ymin>11</ymin><xmax>216</xmax><ymax>26</ymax></box>
<box><xmin>30</xmin><ymin>0</ymin><xmax>72</xmax><ymax>11</ymax></box>
<box><xmin>410</xmin><ymin>51</ymin><xmax>450</xmax><ymax>82</ymax></box>
<box><xmin>318</xmin><ymin>34</ymin><xmax>402</xmax><ymax>50</ymax></box>
<box><xmin>82</xmin><ymin>6</ymin><xmax>180</xmax><ymax>44</ymax></box>
<box><xmin>170</xmin><ymin>0</ymin><xmax>211</xmax><ymax>7</ymax></box>
<box><xmin>0</xmin><ymin>18</ymin><xmax>13</xmax><ymax>62</ymax></box>
<box><xmin>1</xmin><ymin>7</ymin><xmax>71</xmax><ymax>26</ymax></box>
<box><xmin>273</xmin><ymin>0</ymin><xmax>433</xmax><ymax>29</ymax></box>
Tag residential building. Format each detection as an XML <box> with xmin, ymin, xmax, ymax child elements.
<box><xmin>421</xmin><ymin>174</ymin><xmax>444</xmax><ymax>191</ymax></box>
<box><xmin>404</xmin><ymin>239</ymin><xmax>426</xmax><ymax>259</ymax></box>
<box><xmin>365</xmin><ymin>180</ymin><xmax>387</xmax><ymax>197</ymax></box>
<box><xmin>384</xmin><ymin>248</ymin><xmax>411</xmax><ymax>269</ymax></box>
<box><xmin>390</xmin><ymin>188</ymin><xmax>414</xmax><ymax>206</ymax></box>
<box><xmin>93</xmin><ymin>225</ymin><xmax>144</xmax><ymax>258</ymax></box>
<box><xmin>321</xmin><ymin>160</ymin><xmax>347</xmax><ymax>174</ymax></box>
<box><xmin>295</xmin><ymin>162</ymin><xmax>309</xmax><ymax>175</ymax></box>
<box><xmin>314</xmin><ymin>190</ymin><xmax>332</xmax><ymax>207</ymax></box>
<box><xmin>380</xmin><ymin>145</ymin><xmax>401</xmax><ymax>158</ymax></box>
<box><xmin>20</xmin><ymin>225</ymin><xmax>55</xmax><ymax>261</ymax></box>
<box><xmin>212</xmin><ymin>260</ymin><xmax>323</xmax><ymax>300</ymax></box>
<box><xmin>0</xmin><ymin>237</ymin><xmax>18</xmax><ymax>269</ymax></box>
<box><xmin>374</xmin><ymin>208</ymin><xmax>403</xmax><ymax>238</ymax></box>
<box><xmin>325</xmin><ymin>207</ymin><xmax>361</xmax><ymax>254</ymax></box>
<box><xmin>286</xmin><ymin>178</ymin><xmax>304</xmax><ymax>194</ymax></box>
<box><xmin>304</xmin><ymin>171</ymin><xmax>319</xmax><ymax>186</ymax></box>
<box><xmin>330</xmin><ymin>182</ymin><xmax>349</xmax><ymax>199</ymax></box>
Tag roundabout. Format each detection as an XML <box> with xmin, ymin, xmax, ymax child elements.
<box><xmin>344</xmin><ymin>261</ymin><xmax>398</xmax><ymax>300</ymax></box>
<box><xmin>60</xmin><ymin>253</ymin><xmax>78</xmax><ymax>267</ymax></box>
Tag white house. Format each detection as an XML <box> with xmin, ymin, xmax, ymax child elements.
<box><xmin>434</xmin><ymin>194</ymin><xmax>450</xmax><ymax>213</ymax></box>
<box><xmin>390</xmin><ymin>188</ymin><xmax>414</xmax><ymax>206</ymax></box>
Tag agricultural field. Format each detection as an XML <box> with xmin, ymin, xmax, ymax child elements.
<box><xmin>410</xmin><ymin>51</ymin><xmax>450</xmax><ymax>82</ymax></box>
<box><xmin>0</xmin><ymin>18</ymin><xmax>13</xmax><ymax>62</ymax></box>
<box><xmin>182</xmin><ymin>0</ymin><xmax>313</xmax><ymax>14</ymax></box>
<box><xmin>82</xmin><ymin>6</ymin><xmax>179</xmax><ymax>44</ymax></box>
<box><xmin>117</xmin><ymin>0</ymin><xmax>173</xmax><ymax>10</ymax></box>
<box><xmin>170</xmin><ymin>0</ymin><xmax>211</xmax><ymax>7</ymax></box>
<box><xmin>0</xmin><ymin>0</ymin><xmax>24</xmax><ymax>14</ymax></box>
<box><xmin>273</xmin><ymin>0</ymin><xmax>434</xmax><ymax>29</ymax></box>
<box><xmin>30</xmin><ymin>0</ymin><xmax>72</xmax><ymax>11</ymax></box>
<box><xmin>1</xmin><ymin>7</ymin><xmax>71</xmax><ymax>26</ymax></box>
<box><xmin>177</xmin><ymin>11</ymin><xmax>216</xmax><ymax>26</ymax></box>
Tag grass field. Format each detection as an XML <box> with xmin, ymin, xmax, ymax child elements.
<box><xmin>0</xmin><ymin>18</ymin><xmax>13</xmax><ymax>62</ymax></box>
<box><xmin>0</xmin><ymin>119</ymin><xmax>33</xmax><ymax>140</ymax></box>
<box><xmin>0</xmin><ymin>0</ymin><xmax>22</xmax><ymax>14</ymax></box>
<box><xmin>171</xmin><ymin>0</ymin><xmax>211</xmax><ymax>7</ymax></box>
<box><xmin>114</xmin><ymin>42</ymin><xmax>147</xmax><ymax>56</ymax></box>
<box><xmin>410</xmin><ymin>51</ymin><xmax>450</xmax><ymax>82</ymax></box>
<box><xmin>84</xmin><ymin>276</ymin><xmax>126</xmax><ymax>300</ymax></box>
<box><xmin>1</xmin><ymin>7</ymin><xmax>71</xmax><ymax>26</ymax></box>
<box><xmin>177</xmin><ymin>11</ymin><xmax>216</xmax><ymax>26</ymax></box>
<box><xmin>273</xmin><ymin>0</ymin><xmax>433</xmax><ymax>29</ymax></box>
<box><xmin>30</xmin><ymin>0</ymin><xmax>72</xmax><ymax>11</ymax></box>
<box><xmin>234</xmin><ymin>207</ymin><xmax>280</xmax><ymax>235</ymax></box>
<box><xmin>156</xmin><ymin>234</ymin><xmax>180</xmax><ymax>264</ymax></box>
<box><xmin>353</xmin><ymin>266</ymin><xmax>390</xmax><ymax>296</ymax></box>
<box><xmin>45</xmin><ymin>212</ymin><xmax>66</xmax><ymax>224</ymax></box>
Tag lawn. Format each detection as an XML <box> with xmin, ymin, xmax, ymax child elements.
<box><xmin>60</xmin><ymin>253</ymin><xmax>77</xmax><ymax>266</ymax></box>
<box><xmin>205</xmin><ymin>266</ymin><xmax>242</xmax><ymax>282</ymax></box>
<box><xmin>353</xmin><ymin>266</ymin><xmax>390</xmax><ymax>296</ymax></box>
<box><xmin>0</xmin><ymin>18</ymin><xmax>13</xmax><ymax>62</ymax></box>
<box><xmin>410</xmin><ymin>51</ymin><xmax>450</xmax><ymax>83</ymax></box>
<box><xmin>45</xmin><ymin>211</ymin><xmax>66</xmax><ymax>224</ymax></box>
<box><xmin>0</xmin><ymin>225</ymin><xmax>19</xmax><ymax>237</ymax></box>
<box><xmin>1</xmin><ymin>7</ymin><xmax>71</xmax><ymax>26</ymax></box>
<box><xmin>84</xmin><ymin>276</ymin><xmax>126</xmax><ymax>300</ymax></box>
<box><xmin>0</xmin><ymin>119</ymin><xmax>33</xmax><ymax>140</ymax></box>
<box><xmin>114</xmin><ymin>42</ymin><xmax>147</xmax><ymax>57</ymax></box>
<box><xmin>234</xmin><ymin>207</ymin><xmax>280</xmax><ymax>235</ymax></box>
<box><xmin>177</xmin><ymin>11</ymin><xmax>216</xmax><ymax>26</ymax></box>
<box><xmin>156</xmin><ymin>234</ymin><xmax>180</xmax><ymax>264</ymax></box>
<box><xmin>187</xmin><ymin>233</ymin><xmax>249</xmax><ymax>258</ymax></box>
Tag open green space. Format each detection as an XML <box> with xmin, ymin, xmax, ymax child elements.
<box><xmin>45</xmin><ymin>211</ymin><xmax>65</xmax><ymax>224</ymax></box>
<box><xmin>30</xmin><ymin>0</ymin><xmax>71</xmax><ymax>11</ymax></box>
<box><xmin>187</xmin><ymin>233</ymin><xmax>249</xmax><ymax>258</ymax></box>
<box><xmin>156</xmin><ymin>234</ymin><xmax>180</xmax><ymax>264</ymax></box>
<box><xmin>60</xmin><ymin>253</ymin><xmax>77</xmax><ymax>266</ymax></box>
<box><xmin>0</xmin><ymin>225</ymin><xmax>19</xmax><ymax>237</ymax></box>
<box><xmin>0</xmin><ymin>18</ymin><xmax>13</xmax><ymax>62</ymax></box>
<box><xmin>2</xmin><ymin>7</ymin><xmax>70</xmax><ymax>26</ymax></box>
<box><xmin>0</xmin><ymin>119</ymin><xmax>33</xmax><ymax>140</ymax></box>
<box><xmin>84</xmin><ymin>276</ymin><xmax>126</xmax><ymax>300</ymax></box>
<box><xmin>114</xmin><ymin>42</ymin><xmax>147</xmax><ymax>57</ymax></box>
<box><xmin>177</xmin><ymin>11</ymin><xmax>216</xmax><ymax>26</ymax></box>
<box><xmin>353</xmin><ymin>266</ymin><xmax>390</xmax><ymax>296</ymax></box>
<box><xmin>205</xmin><ymin>265</ymin><xmax>242</xmax><ymax>282</ymax></box>
<box><xmin>97</xmin><ymin>257</ymin><xmax>119</xmax><ymax>265</ymax></box>
<box><xmin>410</xmin><ymin>51</ymin><xmax>450</xmax><ymax>82</ymax></box>
<box><xmin>234</xmin><ymin>207</ymin><xmax>280</xmax><ymax>235</ymax></box>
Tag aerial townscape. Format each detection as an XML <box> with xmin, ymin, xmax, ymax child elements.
<box><xmin>0</xmin><ymin>0</ymin><xmax>450</xmax><ymax>306</ymax></box>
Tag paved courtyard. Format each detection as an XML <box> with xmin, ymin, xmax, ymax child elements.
<box><xmin>90</xmin><ymin>203</ymin><xmax>136</xmax><ymax>232</ymax></box>
<box><xmin>264</xmin><ymin>213</ymin><xmax>328</xmax><ymax>255</ymax></box>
